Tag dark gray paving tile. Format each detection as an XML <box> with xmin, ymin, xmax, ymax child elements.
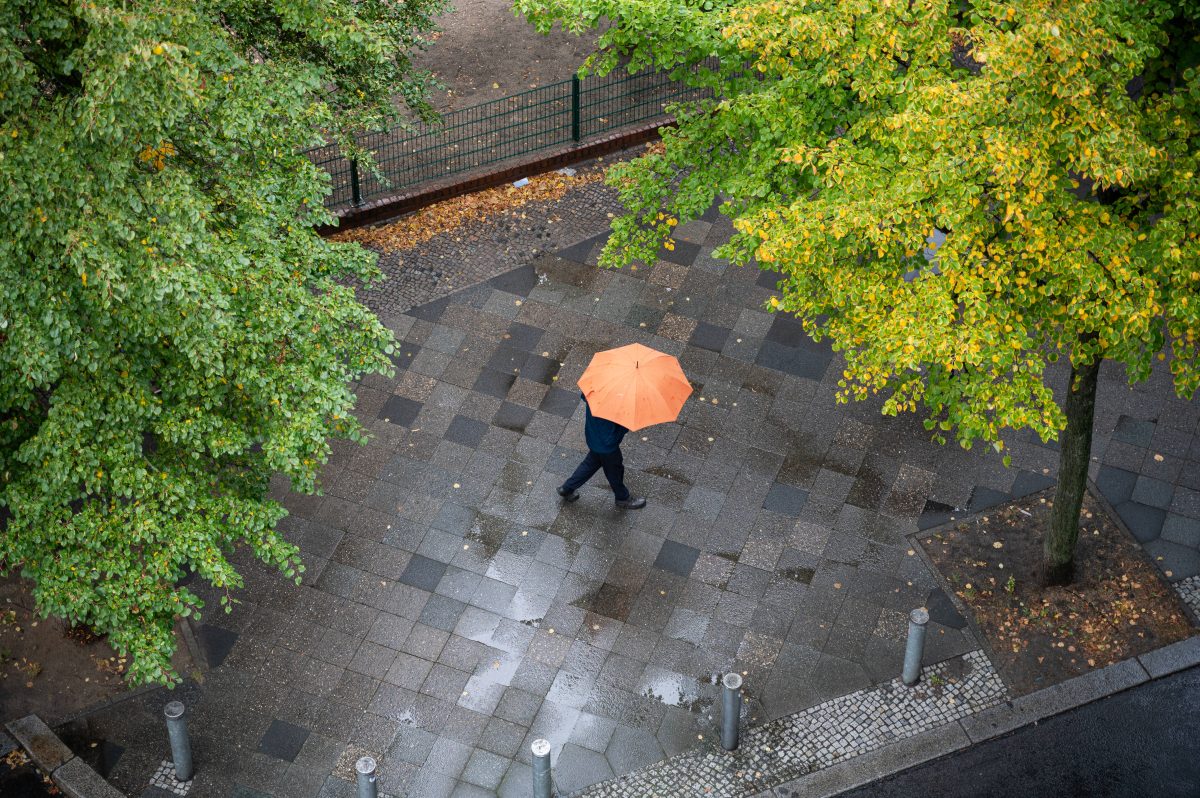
<box><xmin>689</xmin><ymin>322</ymin><xmax>730</xmax><ymax>353</ymax></box>
<box><xmin>762</xmin><ymin>482</ymin><xmax>809</xmax><ymax>515</ymax></box>
<box><xmin>924</xmin><ymin>587</ymin><xmax>967</xmax><ymax>631</ymax></box>
<box><xmin>494</xmin><ymin>402</ymin><xmax>536</xmax><ymax>434</ymax></box>
<box><xmin>538</xmin><ymin>387</ymin><xmax>579</xmax><ymax>418</ymax></box>
<box><xmin>259</xmin><ymin>719</ymin><xmax>311</xmax><ymax>762</ymax></box>
<box><xmin>196</xmin><ymin>623</ymin><xmax>239</xmax><ymax>669</ymax></box>
<box><xmin>1112</xmin><ymin>415</ymin><xmax>1156</xmax><ymax>447</ymax></box>
<box><xmin>420</xmin><ymin>594</ymin><xmax>468</xmax><ymax>632</ymax></box>
<box><xmin>1132</xmin><ymin>475</ymin><xmax>1174</xmax><ymax>510</ymax></box>
<box><xmin>399</xmin><ymin>554</ymin><xmax>450</xmax><ymax>591</ymax></box>
<box><xmin>555</xmin><ymin>742</ymin><xmax>615</xmax><ymax>793</ymax></box>
<box><xmin>445</xmin><ymin>415</ymin><xmax>489</xmax><ymax>449</ymax></box>
<box><xmin>653</xmin><ymin>540</ymin><xmax>701</xmax><ymax>578</ymax></box>
<box><xmin>379</xmin><ymin>395</ymin><xmax>423</xmax><ymax>427</ymax></box>
<box><xmin>968</xmin><ymin>485</ymin><xmax>1010</xmax><ymax>512</ymax></box>
<box><xmin>1116</xmin><ymin>501</ymin><xmax>1167</xmax><ymax>543</ymax></box>
<box><xmin>472</xmin><ymin>369</ymin><xmax>517</xmax><ymax>400</ymax></box>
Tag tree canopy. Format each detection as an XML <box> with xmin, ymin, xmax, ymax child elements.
<box><xmin>0</xmin><ymin>0</ymin><xmax>444</xmax><ymax>684</ymax></box>
<box><xmin>518</xmin><ymin>0</ymin><xmax>1200</xmax><ymax>579</ymax></box>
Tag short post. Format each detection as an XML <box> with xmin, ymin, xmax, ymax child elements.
<box><xmin>531</xmin><ymin>738</ymin><xmax>552</xmax><ymax>798</ymax></box>
<box><xmin>349</xmin><ymin>159</ymin><xmax>363</xmax><ymax>206</ymax></box>
<box><xmin>570</xmin><ymin>76</ymin><xmax>582</xmax><ymax>142</ymax></box>
<box><xmin>163</xmin><ymin>700</ymin><xmax>193</xmax><ymax>782</ymax></box>
<box><xmin>355</xmin><ymin>756</ymin><xmax>378</xmax><ymax>798</ymax></box>
<box><xmin>902</xmin><ymin>607</ymin><xmax>930</xmax><ymax>686</ymax></box>
<box><xmin>720</xmin><ymin>672</ymin><xmax>743</xmax><ymax>751</ymax></box>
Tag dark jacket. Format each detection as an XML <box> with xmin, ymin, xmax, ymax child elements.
<box><xmin>582</xmin><ymin>393</ymin><xmax>628</xmax><ymax>454</ymax></box>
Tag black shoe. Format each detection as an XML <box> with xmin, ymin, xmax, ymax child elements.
<box><xmin>557</xmin><ymin>486</ymin><xmax>580</xmax><ymax>502</ymax></box>
<box><xmin>615</xmin><ymin>496</ymin><xmax>647</xmax><ymax>510</ymax></box>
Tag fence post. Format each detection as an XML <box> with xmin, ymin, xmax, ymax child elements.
<box><xmin>902</xmin><ymin>607</ymin><xmax>930</xmax><ymax>686</ymax></box>
<box><xmin>349</xmin><ymin>159</ymin><xmax>363</xmax><ymax>207</ymax></box>
<box><xmin>571</xmin><ymin>76</ymin><xmax>582</xmax><ymax>143</ymax></box>
<box><xmin>163</xmin><ymin>700</ymin><xmax>193</xmax><ymax>782</ymax></box>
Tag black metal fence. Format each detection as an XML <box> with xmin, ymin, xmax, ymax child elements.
<box><xmin>309</xmin><ymin>65</ymin><xmax>711</xmax><ymax>210</ymax></box>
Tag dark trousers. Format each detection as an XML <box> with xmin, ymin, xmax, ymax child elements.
<box><xmin>561</xmin><ymin>449</ymin><xmax>630</xmax><ymax>501</ymax></box>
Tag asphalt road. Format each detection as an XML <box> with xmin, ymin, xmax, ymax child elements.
<box><xmin>840</xmin><ymin>664</ymin><xmax>1200</xmax><ymax>798</ymax></box>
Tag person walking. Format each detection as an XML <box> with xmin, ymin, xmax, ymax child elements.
<box><xmin>558</xmin><ymin>393</ymin><xmax>647</xmax><ymax>509</ymax></box>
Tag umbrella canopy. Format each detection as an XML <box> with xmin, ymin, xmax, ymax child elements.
<box><xmin>577</xmin><ymin>343</ymin><xmax>692</xmax><ymax>431</ymax></box>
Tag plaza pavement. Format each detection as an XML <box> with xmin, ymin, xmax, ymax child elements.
<box><xmin>61</xmin><ymin>177</ymin><xmax>1200</xmax><ymax>798</ymax></box>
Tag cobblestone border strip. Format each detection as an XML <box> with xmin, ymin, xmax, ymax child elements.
<box><xmin>4</xmin><ymin>714</ymin><xmax>124</xmax><ymax>798</ymax></box>
<box><xmin>761</xmin><ymin>635</ymin><xmax>1200</xmax><ymax>798</ymax></box>
<box><xmin>1176</xmin><ymin>575</ymin><xmax>1200</xmax><ymax>621</ymax></box>
<box><xmin>575</xmin><ymin>651</ymin><xmax>1007</xmax><ymax>798</ymax></box>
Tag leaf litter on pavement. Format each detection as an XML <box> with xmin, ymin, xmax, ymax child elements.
<box><xmin>331</xmin><ymin>165</ymin><xmax>609</xmax><ymax>254</ymax></box>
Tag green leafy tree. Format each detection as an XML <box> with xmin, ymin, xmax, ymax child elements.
<box><xmin>0</xmin><ymin>0</ymin><xmax>444</xmax><ymax>684</ymax></box>
<box><xmin>517</xmin><ymin>0</ymin><xmax>1200</xmax><ymax>584</ymax></box>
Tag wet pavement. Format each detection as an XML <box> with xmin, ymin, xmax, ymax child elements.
<box><xmin>59</xmin><ymin>182</ymin><xmax>1200</xmax><ymax>797</ymax></box>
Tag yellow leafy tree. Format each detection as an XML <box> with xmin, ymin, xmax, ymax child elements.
<box><xmin>517</xmin><ymin>0</ymin><xmax>1200</xmax><ymax>583</ymax></box>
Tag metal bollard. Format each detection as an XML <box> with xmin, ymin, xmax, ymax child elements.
<box><xmin>720</xmin><ymin>672</ymin><xmax>743</xmax><ymax>751</ymax></box>
<box><xmin>902</xmin><ymin>607</ymin><xmax>931</xmax><ymax>686</ymax></box>
<box><xmin>356</xmin><ymin>756</ymin><xmax>378</xmax><ymax>798</ymax></box>
<box><xmin>531</xmin><ymin>738</ymin><xmax>552</xmax><ymax>798</ymax></box>
<box><xmin>163</xmin><ymin>700</ymin><xmax>193</xmax><ymax>782</ymax></box>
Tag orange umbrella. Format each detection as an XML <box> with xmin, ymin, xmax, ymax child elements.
<box><xmin>577</xmin><ymin>343</ymin><xmax>692</xmax><ymax>431</ymax></box>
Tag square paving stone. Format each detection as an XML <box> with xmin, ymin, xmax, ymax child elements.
<box><xmin>489</xmin><ymin>264</ymin><xmax>539</xmax><ymax>297</ymax></box>
<box><xmin>408</xmin><ymin>296</ymin><xmax>452</xmax><ymax>323</ymax></box>
<box><xmin>420</xmin><ymin>594</ymin><xmax>468</xmax><ymax>632</ymax></box>
<box><xmin>259</xmin><ymin>719</ymin><xmax>311</xmax><ymax>762</ymax></box>
<box><xmin>1112</xmin><ymin>415</ymin><xmax>1157</xmax><ymax>447</ymax></box>
<box><xmin>924</xmin><ymin>587</ymin><xmax>967</xmax><ymax>630</ymax></box>
<box><xmin>504</xmin><ymin>322</ymin><xmax>545</xmax><ymax>352</ymax></box>
<box><xmin>380</xmin><ymin>396</ymin><xmax>423</xmax><ymax>427</ymax></box>
<box><xmin>689</xmin><ymin>322</ymin><xmax>730</xmax><ymax>353</ymax></box>
<box><xmin>1096</xmin><ymin>465</ymin><xmax>1138</xmax><ymax>505</ymax></box>
<box><xmin>755</xmin><ymin>340</ymin><xmax>829</xmax><ymax>380</ymax></box>
<box><xmin>196</xmin><ymin>623</ymin><xmax>238</xmax><ymax>669</ymax></box>
<box><xmin>460</xmin><ymin>748</ymin><xmax>511</xmax><ymax>790</ymax></box>
<box><xmin>539</xmin><ymin>388</ymin><xmax>580</xmax><ymax>418</ymax></box>
<box><xmin>1161</xmin><ymin>514</ymin><xmax>1200</xmax><ymax>548</ymax></box>
<box><xmin>427</xmin><ymin>737</ymin><xmax>473</xmax><ymax>777</ymax></box>
<box><xmin>494</xmin><ymin>402</ymin><xmax>536</xmax><ymax>434</ymax></box>
<box><xmin>576</xmin><ymin>582</ymin><xmax>636</xmax><ymax>622</ymax></box>
<box><xmin>1117</xmin><ymin>501</ymin><xmax>1167</xmax><ymax>543</ymax></box>
<box><xmin>1011</xmin><ymin>469</ymin><xmax>1056</xmax><ymax>497</ymax></box>
<box><xmin>399</xmin><ymin>554</ymin><xmax>449</xmax><ymax>592</ymax></box>
<box><xmin>473</xmin><ymin>369</ymin><xmax>517</xmax><ymax>400</ymax></box>
<box><xmin>555</xmin><ymin>743</ymin><xmax>615</xmax><ymax>794</ymax></box>
<box><xmin>487</xmin><ymin>345</ymin><xmax>527</xmax><ymax>373</ymax></box>
<box><xmin>653</xmin><ymin>540</ymin><xmax>701</xmax><ymax>578</ymax></box>
<box><xmin>520</xmin><ymin>355</ymin><xmax>562</xmax><ymax>385</ymax></box>
<box><xmin>658</xmin><ymin>238</ymin><xmax>701</xmax><ymax>266</ymax></box>
<box><xmin>968</xmin><ymin>485</ymin><xmax>1010</xmax><ymax>512</ymax></box>
<box><xmin>604</xmin><ymin>724</ymin><xmax>664</xmax><ymax>774</ymax></box>
<box><xmin>445</xmin><ymin>415</ymin><xmax>489</xmax><ymax>449</ymax></box>
<box><xmin>1132</xmin><ymin>475</ymin><xmax>1175</xmax><ymax>510</ymax></box>
<box><xmin>762</xmin><ymin>482</ymin><xmax>810</xmax><ymax>515</ymax></box>
<box><xmin>756</xmin><ymin>269</ymin><xmax>782</xmax><ymax>290</ymax></box>
<box><xmin>390</xmin><ymin>341</ymin><xmax>421</xmax><ymax>370</ymax></box>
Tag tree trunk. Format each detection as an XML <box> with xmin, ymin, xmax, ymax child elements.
<box><xmin>1044</xmin><ymin>353</ymin><xmax>1102</xmax><ymax>586</ymax></box>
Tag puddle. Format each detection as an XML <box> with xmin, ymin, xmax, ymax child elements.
<box><xmin>571</xmin><ymin>582</ymin><xmax>634</xmax><ymax>622</ymax></box>
<box><xmin>639</xmin><ymin>670</ymin><xmax>709</xmax><ymax>713</ymax></box>
<box><xmin>781</xmin><ymin>567</ymin><xmax>815</xmax><ymax>584</ymax></box>
<box><xmin>465</xmin><ymin>513</ymin><xmax>509</xmax><ymax>559</ymax></box>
